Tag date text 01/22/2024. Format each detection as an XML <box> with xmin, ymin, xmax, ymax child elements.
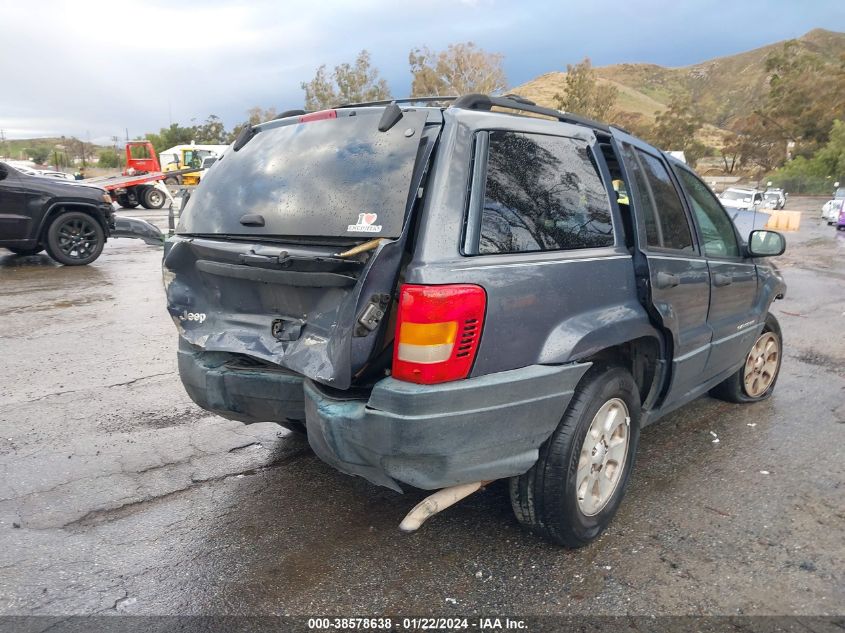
<box><xmin>306</xmin><ymin>617</ymin><xmax>528</xmax><ymax>630</ymax></box>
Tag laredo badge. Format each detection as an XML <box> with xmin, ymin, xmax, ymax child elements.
<box><xmin>347</xmin><ymin>213</ymin><xmax>382</xmax><ymax>233</ymax></box>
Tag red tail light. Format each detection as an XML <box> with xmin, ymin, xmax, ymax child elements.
<box><xmin>299</xmin><ymin>109</ymin><xmax>337</xmax><ymax>123</ymax></box>
<box><xmin>392</xmin><ymin>284</ymin><xmax>486</xmax><ymax>384</ymax></box>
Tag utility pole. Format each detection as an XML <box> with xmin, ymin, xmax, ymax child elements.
<box><xmin>112</xmin><ymin>135</ymin><xmax>121</xmax><ymax>171</ymax></box>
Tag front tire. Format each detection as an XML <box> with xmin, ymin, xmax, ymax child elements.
<box><xmin>510</xmin><ymin>365</ymin><xmax>641</xmax><ymax>547</ymax></box>
<box><xmin>45</xmin><ymin>212</ymin><xmax>105</xmax><ymax>266</ymax></box>
<box><xmin>116</xmin><ymin>194</ymin><xmax>139</xmax><ymax>209</ymax></box>
<box><xmin>710</xmin><ymin>314</ymin><xmax>782</xmax><ymax>403</ymax></box>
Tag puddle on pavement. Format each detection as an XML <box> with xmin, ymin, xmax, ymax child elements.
<box><xmin>0</xmin><ymin>253</ymin><xmax>60</xmax><ymax>269</ymax></box>
<box><xmin>0</xmin><ymin>292</ymin><xmax>115</xmax><ymax>316</ymax></box>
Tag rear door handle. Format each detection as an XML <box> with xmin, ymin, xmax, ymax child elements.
<box><xmin>656</xmin><ymin>272</ymin><xmax>680</xmax><ymax>289</ymax></box>
<box><xmin>713</xmin><ymin>273</ymin><xmax>733</xmax><ymax>287</ymax></box>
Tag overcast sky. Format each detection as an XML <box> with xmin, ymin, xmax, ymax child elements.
<box><xmin>1</xmin><ymin>0</ymin><xmax>843</xmax><ymax>143</ymax></box>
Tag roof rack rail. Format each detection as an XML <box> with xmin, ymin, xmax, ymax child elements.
<box><xmin>451</xmin><ymin>93</ymin><xmax>611</xmax><ymax>133</ymax></box>
<box><xmin>335</xmin><ymin>96</ymin><xmax>459</xmax><ymax>109</ymax></box>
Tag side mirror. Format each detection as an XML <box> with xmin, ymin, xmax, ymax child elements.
<box><xmin>748</xmin><ymin>230</ymin><xmax>785</xmax><ymax>257</ymax></box>
<box><xmin>0</xmin><ymin>166</ymin><xmax>6</xmax><ymax>181</ymax></box>
<box><xmin>201</xmin><ymin>156</ymin><xmax>217</xmax><ymax>169</ymax></box>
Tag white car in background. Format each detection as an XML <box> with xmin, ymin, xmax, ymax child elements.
<box><xmin>37</xmin><ymin>170</ymin><xmax>76</xmax><ymax>181</ymax></box>
<box><xmin>762</xmin><ymin>188</ymin><xmax>787</xmax><ymax>210</ymax></box>
<box><xmin>719</xmin><ymin>187</ymin><xmax>764</xmax><ymax>210</ymax></box>
<box><xmin>822</xmin><ymin>187</ymin><xmax>845</xmax><ymax>224</ymax></box>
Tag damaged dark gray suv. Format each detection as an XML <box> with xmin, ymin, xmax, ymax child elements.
<box><xmin>163</xmin><ymin>95</ymin><xmax>786</xmax><ymax>546</ymax></box>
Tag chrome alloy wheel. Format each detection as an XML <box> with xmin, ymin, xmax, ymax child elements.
<box><xmin>743</xmin><ymin>332</ymin><xmax>780</xmax><ymax>397</ymax></box>
<box><xmin>576</xmin><ymin>398</ymin><xmax>630</xmax><ymax>516</ymax></box>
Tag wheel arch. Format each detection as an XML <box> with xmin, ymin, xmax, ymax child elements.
<box><xmin>37</xmin><ymin>203</ymin><xmax>109</xmax><ymax>243</ymax></box>
<box><xmin>577</xmin><ymin>335</ymin><xmax>664</xmax><ymax>410</ymax></box>
<box><xmin>536</xmin><ymin>302</ymin><xmax>667</xmax><ymax>409</ymax></box>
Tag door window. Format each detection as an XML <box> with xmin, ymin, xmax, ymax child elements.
<box><xmin>129</xmin><ymin>144</ymin><xmax>151</xmax><ymax>159</ymax></box>
<box><xmin>477</xmin><ymin>131</ymin><xmax>613</xmax><ymax>254</ymax></box>
<box><xmin>620</xmin><ymin>145</ymin><xmax>694</xmax><ymax>253</ymax></box>
<box><xmin>674</xmin><ymin>168</ymin><xmax>740</xmax><ymax>258</ymax></box>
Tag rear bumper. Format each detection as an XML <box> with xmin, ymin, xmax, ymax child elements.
<box><xmin>178</xmin><ymin>343</ymin><xmax>306</xmax><ymax>424</ymax></box>
<box><xmin>112</xmin><ymin>215</ymin><xmax>163</xmax><ymax>245</ymax></box>
<box><xmin>305</xmin><ymin>363</ymin><xmax>590</xmax><ymax>491</ymax></box>
<box><xmin>177</xmin><ymin>342</ymin><xmax>590</xmax><ymax>491</ymax></box>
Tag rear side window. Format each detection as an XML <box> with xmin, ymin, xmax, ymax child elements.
<box><xmin>621</xmin><ymin>145</ymin><xmax>694</xmax><ymax>253</ymax></box>
<box><xmin>477</xmin><ymin>131</ymin><xmax>613</xmax><ymax>254</ymax></box>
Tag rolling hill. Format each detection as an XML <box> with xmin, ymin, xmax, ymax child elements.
<box><xmin>512</xmin><ymin>28</ymin><xmax>845</xmax><ymax>133</ymax></box>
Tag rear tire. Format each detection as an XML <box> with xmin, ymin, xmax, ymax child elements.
<box><xmin>510</xmin><ymin>365</ymin><xmax>640</xmax><ymax>547</ymax></box>
<box><xmin>137</xmin><ymin>186</ymin><xmax>151</xmax><ymax>209</ymax></box>
<box><xmin>45</xmin><ymin>212</ymin><xmax>105</xmax><ymax>266</ymax></box>
<box><xmin>709</xmin><ymin>314</ymin><xmax>782</xmax><ymax>403</ymax></box>
<box><xmin>142</xmin><ymin>186</ymin><xmax>166</xmax><ymax>209</ymax></box>
<box><xmin>163</xmin><ymin>176</ymin><xmax>181</xmax><ymax>186</ymax></box>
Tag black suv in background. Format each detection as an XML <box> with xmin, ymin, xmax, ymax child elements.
<box><xmin>0</xmin><ymin>161</ymin><xmax>115</xmax><ymax>265</ymax></box>
<box><xmin>164</xmin><ymin>95</ymin><xmax>786</xmax><ymax>546</ymax></box>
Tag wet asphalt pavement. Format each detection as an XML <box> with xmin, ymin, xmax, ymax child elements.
<box><xmin>0</xmin><ymin>198</ymin><xmax>842</xmax><ymax>617</ymax></box>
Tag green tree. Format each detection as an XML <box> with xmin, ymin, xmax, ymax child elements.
<box><xmin>635</xmin><ymin>95</ymin><xmax>713</xmax><ymax>167</ymax></box>
<box><xmin>301</xmin><ymin>50</ymin><xmax>391</xmax><ymax>110</ymax></box>
<box><xmin>193</xmin><ymin>114</ymin><xmax>227</xmax><ymax>144</ymax></box>
<box><xmin>144</xmin><ymin>123</ymin><xmax>196</xmax><ymax>155</ymax></box>
<box><xmin>814</xmin><ymin>119</ymin><xmax>845</xmax><ymax>179</ymax></box>
<box><xmin>97</xmin><ymin>149</ymin><xmax>120</xmax><ymax>168</ymax></box>
<box><xmin>648</xmin><ymin>95</ymin><xmax>700</xmax><ymax>150</ymax></box>
<box><xmin>228</xmin><ymin>106</ymin><xmax>280</xmax><ymax>142</ymax></box>
<box><xmin>683</xmin><ymin>140</ymin><xmax>712</xmax><ymax>169</ymax></box>
<box><xmin>723</xmin><ymin>113</ymin><xmax>787</xmax><ymax>174</ymax></box>
<box><xmin>409</xmin><ymin>42</ymin><xmax>507</xmax><ymax>97</ymax></box>
<box><xmin>28</xmin><ymin>147</ymin><xmax>49</xmax><ymax>164</ymax></box>
<box><xmin>554</xmin><ymin>57</ymin><xmax>618</xmax><ymax>121</ymax></box>
<box><xmin>609</xmin><ymin>111</ymin><xmax>651</xmax><ymax>139</ymax></box>
<box><xmin>246</xmin><ymin>106</ymin><xmax>278</xmax><ymax>125</ymax></box>
<box><xmin>767</xmin><ymin>120</ymin><xmax>845</xmax><ymax>193</ymax></box>
<box><xmin>762</xmin><ymin>42</ymin><xmax>845</xmax><ymax>155</ymax></box>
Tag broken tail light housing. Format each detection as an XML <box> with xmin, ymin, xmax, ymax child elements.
<box><xmin>393</xmin><ymin>284</ymin><xmax>486</xmax><ymax>384</ymax></box>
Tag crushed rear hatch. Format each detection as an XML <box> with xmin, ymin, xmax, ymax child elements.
<box><xmin>163</xmin><ymin>108</ymin><xmax>440</xmax><ymax>390</ymax></box>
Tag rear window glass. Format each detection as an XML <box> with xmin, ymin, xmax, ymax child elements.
<box><xmin>478</xmin><ymin>131</ymin><xmax>613</xmax><ymax>254</ymax></box>
<box><xmin>177</xmin><ymin>110</ymin><xmax>427</xmax><ymax>238</ymax></box>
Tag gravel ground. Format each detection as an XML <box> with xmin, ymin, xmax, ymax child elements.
<box><xmin>0</xmin><ymin>197</ymin><xmax>842</xmax><ymax>617</ymax></box>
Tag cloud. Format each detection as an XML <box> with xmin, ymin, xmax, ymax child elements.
<box><xmin>0</xmin><ymin>0</ymin><xmax>842</xmax><ymax>141</ymax></box>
